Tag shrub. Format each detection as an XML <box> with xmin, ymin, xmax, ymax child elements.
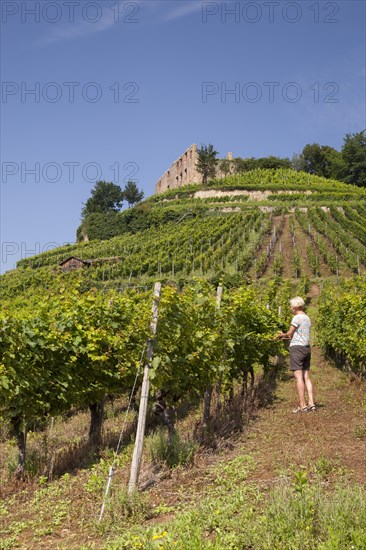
<box><xmin>147</xmin><ymin>428</ymin><xmax>197</xmax><ymax>469</ymax></box>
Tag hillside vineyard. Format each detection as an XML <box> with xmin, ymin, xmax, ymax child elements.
<box><xmin>1</xmin><ymin>168</ymin><xmax>365</xmax><ymax>549</ymax></box>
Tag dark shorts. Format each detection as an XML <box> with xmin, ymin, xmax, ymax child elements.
<box><xmin>290</xmin><ymin>345</ymin><xmax>311</xmax><ymax>371</ymax></box>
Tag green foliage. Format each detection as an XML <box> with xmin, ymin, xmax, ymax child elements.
<box><xmin>0</xmin><ymin>281</ymin><xmax>283</xmax><ymax>473</ymax></box>
<box><xmin>218</xmin><ymin>168</ymin><xmax>365</xmax><ymax>193</ymax></box>
<box><xmin>109</xmin><ymin>464</ymin><xmax>366</xmax><ymax>550</ymax></box>
<box><xmin>296</xmin><ymin>143</ymin><xmax>347</xmax><ymax>180</ymax></box>
<box><xmin>295</xmin><ymin>208</ymin><xmax>339</xmax><ymax>274</ymax></box>
<box><xmin>318</xmin><ymin>278</ymin><xmax>366</xmax><ymax>373</ymax></box>
<box><xmin>17</xmin><ymin>211</ymin><xmax>269</xmax><ymax>289</ymax></box>
<box><xmin>147</xmin><ymin>428</ymin><xmax>197</xmax><ymax>468</ymax></box>
<box><xmin>0</xmin><ymin>286</ymin><xmax>152</xmax><ymax>471</ymax></box>
<box><xmin>295</xmin><ymin>131</ymin><xmax>366</xmax><ymax>187</ymax></box>
<box><xmin>77</xmin><ymin>211</ymin><xmax>122</xmax><ymax>241</ymax></box>
<box><xmin>293</xmin><ymin>469</ymin><xmax>308</xmax><ymax>494</ymax></box>
<box><xmin>123</xmin><ymin>181</ymin><xmax>144</xmax><ymax>208</ymax></box>
<box><xmin>307</xmin><ymin>207</ymin><xmax>364</xmax><ymax>272</ymax></box>
<box><xmin>268</xmin><ymin>191</ymin><xmax>359</xmax><ymax>202</ymax></box>
<box><xmin>149</xmin><ymin>169</ymin><xmax>366</xmax><ymax>204</ymax></box>
<box><xmin>219</xmin><ymin>158</ymin><xmax>231</xmax><ymax>176</ymax></box>
<box><xmin>106</xmin><ymin>487</ymin><xmax>150</xmax><ymax>524</ymax></box>
<box><xmin>354</xmin><ymin>424</ymin><xmax>366</xmax><ymax>440</ymax></box>
<box><xmin>196</xmin><ymin>144</ymin><xmax>218</xmax><ymax>185</ymax></box>
<box><xmin>292</xmin><ymin>247</ymin><xmax>301</xmax><ymax>278</ymax></box>
<box><xmin>313</xmin><ymin>457</ymin><xmax>338</xmax><ymax>479</ymax></box>
<box><xmin>76</xmin><ymin>202</ymin><xmax>208</xmax><ymax>242</ymax></box>
<box><xmin>68</xmin><ymin>170</ymin><xmax>366</xmax><ymax>263</ymax></box>
<box><xmin>342</xmin><ymin>130</ymin><xmax>366</xmax><ymax>187</ymax></box>
<box><xmin>329</xmin><ymin>204</ymin><xmax>366</xmax><ymax>247</ymax></box>
<box><xmin>234</xmin><ymin>155</ymin><xmax>291</xmax><ymax>173</ymax></box>
<box><xmin>149</xmin><ymin>282</ymin><xmax>281</xmax><ymax>404</ymax></box>
<box><xmin>81</xmin><ymin>181</ymin><xmax>125</xmax><ymax>218</ymax></box>
<box><xmin>272</xmin><ymin>253</ymin><xmax>284</xmax><ymax>276</ymax></box>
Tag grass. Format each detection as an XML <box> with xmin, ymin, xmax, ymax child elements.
<box><xmin>0</xmin><ymin>377</ymin><xmax>272</xmax><ymax>548</ymax></box>
<box><xmin>1</xmin><ymin>337</ymin><xmax>365</xmax><ymax>549</ymax></box>
<box><xmin>147</xmin><ymin>428</ymin><xmax>197</xmax><ymax>469</ymax></box>
<box><xmin>0</xmin><ymin>399</ymin><xmax>137</xmax><ymax>482</ymax></box>
<box><xmin>354</xmin><ymin>424</ymin><xmax>366</xmax><ymax>440</ymax></box>
<box><xmin>2</xmin><ymin>427</ymin><xmax>366</xmax><ymax>549</ymax></box>
<box><xmin>105</xmin><ymin>461</ymin><xmax>366</xmax><ymax>549</ymax></box>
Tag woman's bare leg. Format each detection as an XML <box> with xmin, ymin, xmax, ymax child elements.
<box><xmin>294</xmin><ymin>370</ymin><xmax>306</xmax><ymax>408</ymax></box>
<box><xmin>303</xmin><ymin>370</ymin><xmax>315</xmax><ymax>407</ymax></box>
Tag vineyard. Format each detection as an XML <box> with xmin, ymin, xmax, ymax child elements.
<box><xmin>2</xmin><ymin>204</ymin><xmax>366</xmax><ymax>304</ymax></box>
<box><xmin>1</xmin><ymin>168</ymin><xmax>366</xmax><ymax>548</ymax></box>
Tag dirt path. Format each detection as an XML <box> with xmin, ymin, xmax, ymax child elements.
<box><xmin>254</xmin><ymin>212</ymin><xmax>357</xmax><ymax>280</ymax></box>
<box><xmin>293</xmin><ymin>218</ymin><xmax>324</xmax><ymax>278</ymax></box>
<box><xmin>264</xmin><ymin>215</ymin><xmax>293</xmax><ymax>278</ymax></box>
<box><xmin>250</xmin><ymin>215</ymin><xmax>290</xmax><ymax>279</ymax></box>
<box><xmin>241</xmin><ymin>288</ymin><xmax>364</xmax><ymax>486</ymax></box>
<box><xmin>147</xmin><ymin>312</ymin><xmax>366</xmax><ymax>518</ymax></box>
<box><xmin>148</xmin><ymin>342</ymin><xmax>366</xmax><ymax>510</ymax></box>
<box><xmin>243</xmin><ymin>344</ymin><xmax>366</xmax><ymax>487</ymax></box>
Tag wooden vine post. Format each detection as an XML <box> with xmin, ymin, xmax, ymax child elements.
<box><xmin>202</xmin><ymin>285</ymin><xmax>223</xmax><ymax>429</ymax></box>
<box><xmin>128</xmin><ymin>282</ymin><xmax>161</xmax><ymax>495</ymax></box>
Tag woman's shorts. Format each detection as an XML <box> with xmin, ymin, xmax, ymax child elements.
<box><xmin>290</xmin><ymin>345</ymin><xmax>311</xmax><ymax>371</ymax></box>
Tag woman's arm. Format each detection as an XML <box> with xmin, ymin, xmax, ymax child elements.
<box><xmin>276</xmin><ymin>324</ymin><xmax>296</xmax><ymax>340</ymax></box>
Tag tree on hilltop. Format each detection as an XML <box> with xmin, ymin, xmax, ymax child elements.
<box><xmin>196</xmin><ymin>144</ymin><xmax>218</xmax><ymax>185</ymax></box>
<box><xmin>81</xmin><ymin>181</ymin><xmax>125</xmax><ymax>219</ymax></box>
<box><xmin>233</xmin><ymin>156</ymin><xmax>291</xmax><ymax>174</ymax></box>
<box><xmin>294</xmin><ymin>144</ymin><xmax>346</xmax><ymax>180</ymax></box>
<box><xmin>256</xmin><ymin>156</ymin><xmax>291</xmax><ymax>170</ymax></box>
<box><xmin>341</xmin><ymin>130</ymin><xmax>366</xmax><ymax>187</ymax></box>
<box><xmin>123</xmin><ymin>181</ymin><xmax>144</xmax><ymax>207</ymax></box>
<box><xmin>219</xmin><ymin>158</ymin><xmax>232</xmax><ymax>177</ymax></box>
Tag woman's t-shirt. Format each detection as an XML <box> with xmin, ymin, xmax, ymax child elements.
<box><xmin>290</xmin><ymin>313</ymin><xmax>311</xmax><ymax>347</ymax></box>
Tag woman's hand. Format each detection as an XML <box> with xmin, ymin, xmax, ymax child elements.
<box><xmin>275</xmin><ymin>325</ymin><xmax>295</xmax><ymax>341</ymax></box>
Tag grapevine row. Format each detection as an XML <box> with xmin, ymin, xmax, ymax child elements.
<box><xmin>318</xmin><ymin>279</ymin><xmax>366</xmax><ymax>374</ymax></box>
<box><xmin>0</xmin><ymin>282</ymin><xmax>284</xmax><ymax>473</ymax></box>
<box><xmin>307</xmin><ymin>208</ymin><xmax>363</xmax><ymax>272</ymax></box>
<box><xmin>294</xmin><ymin>209</ymin><xmax>339</xmax><ymax>275</ymax></box>
<box><xmin>329</xmin><ymin>205</ymin><xmax>366</xmax><ymax>247</ymax></box>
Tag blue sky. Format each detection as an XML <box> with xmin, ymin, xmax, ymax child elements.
<box><xmin>1</xmin><ymin>0</ymin><xmax>365</xmax><ymax>272</ymax></box>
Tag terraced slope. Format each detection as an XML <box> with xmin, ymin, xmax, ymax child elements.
<box><xmin>1</xmin><ymin>170</ymin><xmax>366</xmax><ymax>549</ymax></box>
<box><xmin>1</xmin><ymin>169</ymin><xmax>366</xmax><ymax>305</ymax></box>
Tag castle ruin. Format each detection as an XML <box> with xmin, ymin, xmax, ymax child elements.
<box><xmin>155</xmin><ymin>144</ymin><xmax>234</xmax><ymax>194</ymax></box>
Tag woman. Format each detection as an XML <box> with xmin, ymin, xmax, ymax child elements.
<box><xmin>276</xmin><ymin>296</ymin><xmax>315</xmax><ymax>413</ymax></box>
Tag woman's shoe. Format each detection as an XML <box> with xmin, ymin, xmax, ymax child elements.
<box><xmin>292</xmin><ymin>406</ymin><xmax>308</xmax><ymax>413</ymax></box>
<box><xmin>307</xmin><ymin>405</ymin><xmax>316</xmax><ymax>412</ymax></box>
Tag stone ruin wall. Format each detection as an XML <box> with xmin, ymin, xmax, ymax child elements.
<box><xmin>155</xmin><ymin>144</ymin><xmax>201</xmax><ymax>194</ymax></box>
<box><xmin>155</xmin><ymin>144</ymin><xmax>234</xmax><ymax>194</ymax></box>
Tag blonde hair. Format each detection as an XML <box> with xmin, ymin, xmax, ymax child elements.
<box><xmin>290</xmin><ymin>296</ymin><xmax>305</xmax><ymax>309</ymax></box>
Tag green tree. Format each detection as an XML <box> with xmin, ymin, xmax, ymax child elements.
<box><xmin>233</xmin><ymin>157</ymin><xmax>255</xmax><ymax>173</ymax></box>
<box><xmin>123</xmin><ymin>181</ymin><xmax>144</xmax><ymax>208</ymax></box>
<box><xmin>81</xmin><ymin>181</ymin><xmax>125</xmax><ymax>218</ymax></box>
<box><xmin>233</xmin><ymin>156</ymin><xmax>290</xmax><ymax>174</ymax></box>
<box><xmin>341</xmin><ymin>130</ymin><xmax>366</xmax><ymax>187</ymax></box>
<box><xmin>196</xmin><ymin>144</ymin><xmax>218</xmax><ymax>185</ymax></box>
<box><xmin>219</xmin><ymin>158</ymin><xmax>232</xmax><ymax>177</ymax></box>
<box><xmin>295</xmin><ymin>144</ymin><xmax>346</xmax><ymax>180</ymax></box>
<box><xmin>256</xmin><ymin>156</ymin><xmax>291</xmax><ymax>170</ymax></box>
